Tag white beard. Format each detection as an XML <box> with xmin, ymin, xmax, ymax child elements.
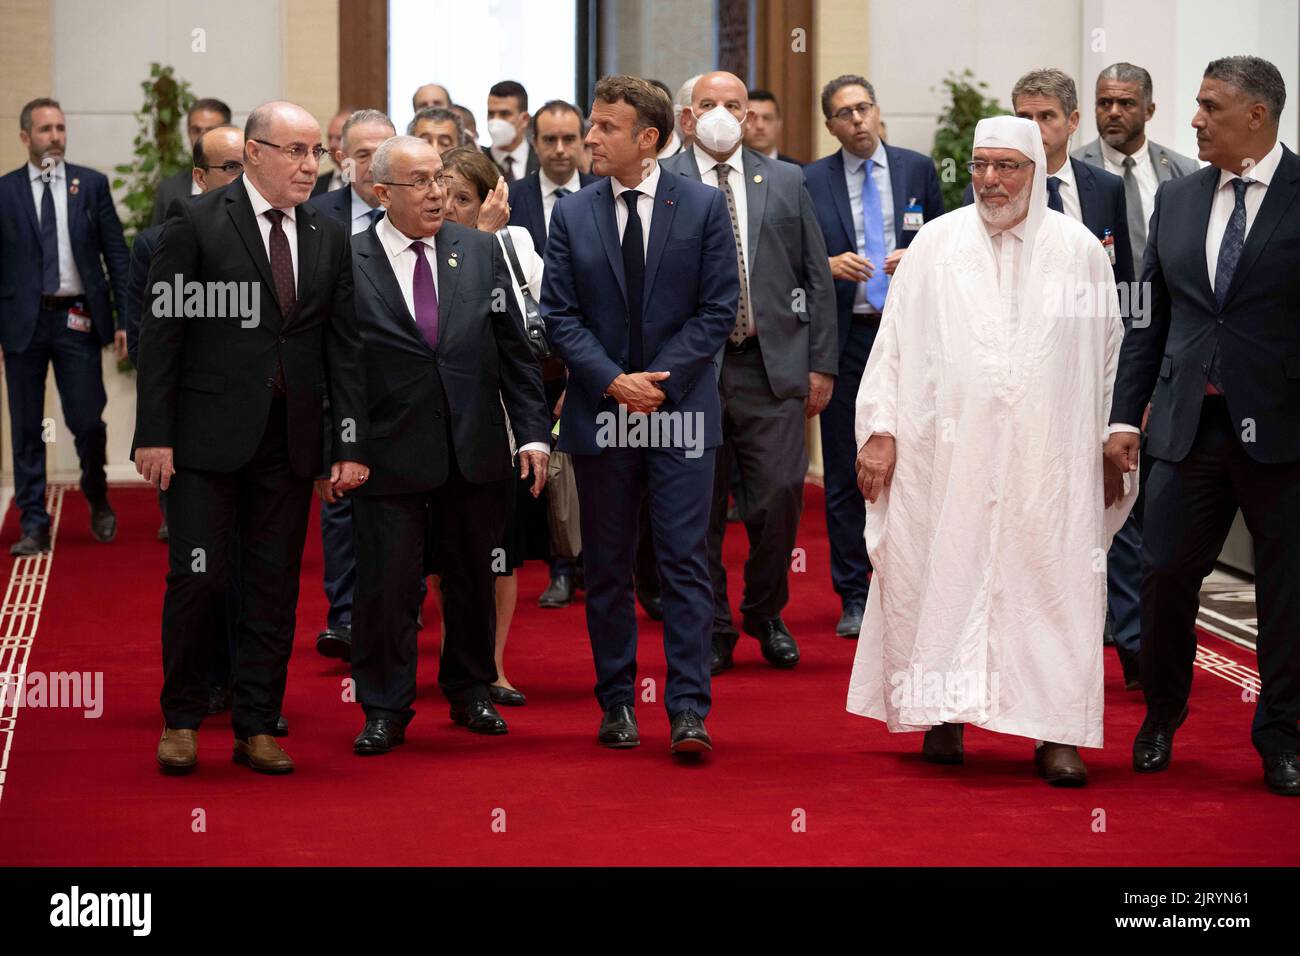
<box><xmin>976</xmin><ymin>183</ymin><xmax>1031</xmax><ymax>227</ymax></box>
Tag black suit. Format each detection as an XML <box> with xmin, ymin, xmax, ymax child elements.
<box><xmin>507</xmin><ymin>171</ymin><xmax>598</xmax><ymax>255</ymax></box>
<box><xmin>348</xmin><ymin>220</ymin><xmax>549</xmax><ymax>722</ymax></box>
<box><xmin>149</xmin><ymin>169</ymin><xmax>194</xmax><ymax>227</ymax></box>
<box><xmin>1111</xmin><ymin>144</ymin><xmax>1300</xmax><ymax>758</ymax></box>
<box><xmin>135</xmin><ymin>176</ymin><xmax>368</xmax><ymax>738</ymax></box>
<box><xmin>482</xmin><ymin>143</ymin><xmax>539</xmax><ymax>181</ymax></box>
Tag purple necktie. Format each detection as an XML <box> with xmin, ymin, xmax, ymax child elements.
<box><xmin>410</xmin><ymin>241</ymin><xmax>439</xmax><ymax>350</ymax></box>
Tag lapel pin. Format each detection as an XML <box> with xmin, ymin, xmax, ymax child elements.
<box><xmin>448</xmin><ymin>257</ymin><xmax>458</xmax><ymax>268</ymax></box>
<box><xmin>664</xmin><ymin>198</ymin><xmax>675</xmax><ymax>206</ymax></box>
<box><xmin>69</xmin><ymin>177</ymin><xmax>80</xmax><ymax>196</ymax></box>
<box><xmin>753</xmin><ymin>174</ymin><xmax>763</xmax><ymax>184</ymax></box>
<box><xmin>1160</xmin><ymin>156</ymin><xmax>1169</xmax><ymax>165</ymax></box>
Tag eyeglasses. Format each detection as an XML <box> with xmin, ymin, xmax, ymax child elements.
<box><xmin>198</xmin><ymin>160</ymin><xmax>244</xmax><ymax>174</ymax></box>
<box><xmin>967</xmin><ymin>159</ymin><xmax>1035</xmax><ymax>176</ymax></box>
<box><xmin>832</xmin><ymin>102</ymin><xmax>875</xmax><ymax>123</ymax></box>
<box><xmin>251</xmin><ymin>139</ymin><xmax>328</xmax><ymax>162</ymax></box>
<box><xmin>379</xmin><ymin>174</ymin><xmax>449</xmax><ymax>193</ymax></box>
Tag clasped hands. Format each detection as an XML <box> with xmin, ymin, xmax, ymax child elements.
<box><xmin>607</xmin><ymin>370</ymin><xmax>670</xmax><ymax>414</ymax></box>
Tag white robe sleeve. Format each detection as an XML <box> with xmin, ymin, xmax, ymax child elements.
<box><xmin>1092</xmin><ymin>238</ymin><xmax>1138</xmax><ymax>540</ymax></box>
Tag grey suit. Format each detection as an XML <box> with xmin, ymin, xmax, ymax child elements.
<box><xmin>661</xmin><ymin>146</ymin><xmax>837</xmax><ymax>641</ymax></box>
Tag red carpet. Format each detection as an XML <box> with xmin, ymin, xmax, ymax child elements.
<box><xmin>0</xmin><ymin>483</ymin><xmax>1295</xmax><ymax>867</ymax></box>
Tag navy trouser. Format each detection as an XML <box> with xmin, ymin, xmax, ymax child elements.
<box><xmin>320</xmin><ymin>496</ymin><xmax>355</xmax><ymax>630</ymax></box>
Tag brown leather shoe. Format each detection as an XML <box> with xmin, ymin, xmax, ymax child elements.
<box><xmin>1036</xmin><ymin>742</ymin><xmax>1088</xmax><ymax>786</ymax></box>
<box><xmin>156</xmin><ymin>727</ymin><xmax>198</xmax><ymax>774</ymax></box>
<box><xmin>232</xmin><ymin>734</ymin><xmax>294</xmax><ymax>774</ymax></box>
<box><xmin>922</xmin><ymin>722</ymin><xmax>965</xmax><ymax>764</ymax></box>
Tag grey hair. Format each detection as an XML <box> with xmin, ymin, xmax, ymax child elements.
<box><xmin>341</xmin><ymin>109</ymin><xmax>395</xmax><ymax>153</ymax></box>
<box><xmin>407</xmin><ymin>106</ymin><xmax>464</xmax><ymax>138</ymax></box>
<box><xmin>1097</xmin><ymin>62</ymin><xmax>1153</xmax><ymax>104</ymax></box>
<box><xmin>1204</xmin><ymin>55</ymin><xmax>1286</xmax><ymax>122</ymax></box>
<box><xmin>1012</xmin><ymin>68</ymin><xmax>1078</xmax><ymax>116</ymax></box>
<box><xmin>674</xmin><ymin>73</ymin><xmax>703</xmax><ymax>135</ymax></box>
<box><xmin>371</xmin><ymin>134</ymin><xmax>428</xmax><ymax>183</ymax></box>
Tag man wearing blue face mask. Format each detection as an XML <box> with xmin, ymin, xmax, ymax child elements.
<box><xmin>664</xmin><ymin>72</ymin><xmax>838</xmax><ymax>675</ymax></box>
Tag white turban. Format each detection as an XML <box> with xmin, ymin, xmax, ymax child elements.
<box><xmin>971</xmin><ymin>115</ymin><xmax>1051</xmax><ymax>304</ymax></box>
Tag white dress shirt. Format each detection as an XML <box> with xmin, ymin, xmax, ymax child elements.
<box><xmin>376</xmin><ymin>216</ymin><xmax>547</xmax><ymax>457</ymax></box>
<box><xmin>610</xmin><ymin>162</ymin><xmax>659</xmax><ymax>256</ymax></box>
<box><xmin>1206</xmin><ymin>139</ymin><xmax>1282</xmax><ymax>292</ymax></box>
<box><xmin>656</xmin><ymin>130</ymin><xmax>683</xmax><ymax>161</ymax></box>
<box><xmin>693</xmin><ymin>143</ymin><xmax>749</xmax><ymax>278</ymax></box>
<box><xmin>349</xmin><ymin>188</ymin><xmax>379</xmax><ymax>235</ymax></box>
<box><xmin>540</xmin><ymin>169</ymin><xmax>582</xmax><ymax>234</ymax></box>
<box><xmin>190</xmin><ymin>179</ymin><xmax>202</xmax><ymax>196</ymax></box>
<box><xmin>491</xmin><ymin>139</ymin><xmax>530</xmax><ymax>179</ymax></box>
<box><xmin>242</xmin><ymin>175</ymin><xmax>298</xmax><ymax>293</ymax></box>
<box><xmin>1098</xmin><ymin>136</ymin><xmax>1158</xmax><ymax>226</ymax></box>
<box><xmin>842</xmin><ymin>144</ymin><xmax>895</xmax><ymax>314</ymax></box>
<box><xmin>27</xmin><ymin>160</ymin><xmax>84</xmax><ymax>296</ymax></box>
<box><xmin>1046</xmin><ymin>156</ymin><xmax>1083</xmax><ymax>224</ymax></box>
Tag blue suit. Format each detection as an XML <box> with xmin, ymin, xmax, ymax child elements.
<box><xmin>507</xmin><ymin>171</ymin><xmax>599</xmax><ymax>255</ymax></box>
<box><xmin>306</xmin><ymin>184</ymin><xmax>354</xmax><ymax>230</ymax></box>
<box><xmin>803</xmin><ymin>145</ymin><xmax>945</xmax><ymax>609</ymax></box>
<box><xmin>541</xmin><ymin>169</ymin><xmax>739</xmax><ymax>717</ymax></box>
<box><xmin>0</xmin><ymin>161</ymin><xmax>129</xmax><ymax>536</ymax></box>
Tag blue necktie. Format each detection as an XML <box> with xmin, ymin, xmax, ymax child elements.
<box><xmin>860</xmin><ymin>159</ymin><xmax>888</xmax><ymax>310</ymax></box>
<box><xmin>368</xmin><ymin>207</ymin><xmax>384</xmax><ymax>224</ymax></box>
<box><xmin>621</xmin><ymin>191</ymin><xmax>645</xmax><ymax>371</ymax></box>
<box><xmin>1046</xmin><ymin>176</ymin><xmax>1064</xmax><ymax>213</ymax></box>
<box><xmin>39</xmin><ymin>175</ymin><xmax>59</xmax><ymax>293</ymax></box>
<box><xmin>1207</xmin><ymin>178</ymin><xmax>1249</xmax><ymax>392</ymax></box>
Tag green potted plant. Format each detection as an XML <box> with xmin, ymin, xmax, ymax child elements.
<box><xmin>931</xmin><ymin>70</ymin><xmax>1005</xmax><ymax>212</ymax></box>
<box><xmin>112</xmin><ymin>62</ymin><xmax>195</xmax><ymax>241</ymax></box>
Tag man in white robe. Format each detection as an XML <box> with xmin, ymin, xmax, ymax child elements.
<box><xmin>846</xmin><ymin>116</ymin><xmax>1136</xmax><ymax>786</ymax></box>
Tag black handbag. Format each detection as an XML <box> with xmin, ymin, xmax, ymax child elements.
<box><xmin>496</xmin><ymin>228</ymin><xmax>551</xmax><ymax>361</ymax></box>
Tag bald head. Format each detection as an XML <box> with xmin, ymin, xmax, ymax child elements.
<box><xmin>243</xmin><ymin>101</ymin><xmax>325</xmax><ymax>207</ymax></box>
<box><xmin>192</xmin><ymin>125</ymin><xmax>246</xmax><ymax>192</ymax></box>
<box><xmin>412</xmin><ymin>84</ymin><xmax>451</xmax><ymax>112</ymax></box>
<box><xmin>684</xmin><ymin>71</ymin><xmax>751</xmax><ymax>160</ymax></box>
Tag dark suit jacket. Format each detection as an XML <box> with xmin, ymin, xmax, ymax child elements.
<box><xmin>660</xmin><ymin>147</ymin><xmax>837</xmax><ymax>396</ymax></box>
<box><xmin>310</xmin><ymin>171</ymin><xmax>338</xmax><ymax>197</ymax></box>
<box><xmin>307</xmin><ymin>184</ymin><xmax>357</xmax><ymax>231</ymax></box>
<box><xmin>482</xmin><ymin>143</ymin><xmax>539</xmax><ymax>180</ymax></box>
<box><xmin>507</xmin><ymin>171</ymin><xmax>599</xmax><ymax>255</ymax></box>
<box><xmin>349</xmin><ymin>221</ymin><xmax>549</xmax><ymax>495</ymax></box>
<box><xmin>803</xmin><ymin>145</ymin><xmax>945</xmax><ymax>356</ymax></box>
<box><xmin>962</xmin><ymin>157</ymin><xmax>1136</xmax><ymax>291</ymax></box>
<box><xmin>150</xmin><ymin>169</ymin><xmax>195</xmax><ymax>228</ymax></box>
<box><xmin>540</xmin><ymin>172</ymin><xmax>740</xmax><ymax>456</ymax></box>
<box><xmin>0</xmin><ymin>162</ymin><xmax>129</xmax><ymax>353</ymax></box>
<box><xmin>1110</xmin><ymin>146</ymin><xmax>1300</xmax><ymax>465</ymax></box>
<box><xmin>125</xmin><ymin>222</ymin><xmax>164</xmax><ymax>365</ymax></box>
<box><xmin>134</xmin><ymin>176</ymin><xmax>369</xmax><ymax>478</ymax></box>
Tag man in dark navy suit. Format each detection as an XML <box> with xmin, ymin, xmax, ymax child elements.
<box><xmin>803</xmin><ymin>75</ymin><xmax>945</xmax><ymax>638</ymax></box>
<box><xmin>0</xmin><ymin>98</ymin><xmax>129</xmax><ymax>555</ymax></box>
<box><xmin>1105</xmin><ymin>57</ymin><xmax>1300</xmax><ymax>797</ymax></box>
<box><xmin>306</xmin><ymin>109</ymin><xmax>395</xmax><ymax>662</ymax></box>
<box><xmin>541</xmin><ymin>75</ymin><xmax>739</xmax><ymax>755</ymax></box>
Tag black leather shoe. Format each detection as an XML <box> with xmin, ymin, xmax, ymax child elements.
<box><xmin>316</xmin><ymin>625</ymin><xmax>352</xmax><ymax>662</ymax></box>
<box><xmin>354</xmin><ymin>718</ymin><xmax>406</xmax><ymax>755</ymax></box>
<box><xmin>710</xmin><ymin>635</ymin><xmax>734</xmax><ymax>676</ymax></box>
<box><xmin>744</xmin><ymin>617</ymin><xmax>800</xmax><ymax>668</ymax></box>
<box><xmin>272</xmin><ymin>713</ymin><xmax>289</xmax><ymax>737</ymax></box>
<box><xmin>670</xmin><ymin>709</ymin><xmax>712</xmax><ymax>755</ymax></box>
<box><xmin>489</xmin><ymin>684</ymin><xmax>527</xmax><ymax>707</ymax></box>
<box><xmin>597</xmin><ymin>703</ymin><xmax>639</xmax><ymax>748</ymax></box>
<box><xmin>450</xmin><ymin>697</ymin><xmax>508</xmax><ymax>735</ymax></box>
<box><xmin>836</xmin><ymin>599</ymin><xmax>865</xmax><ymax>638</ymax></box>
<box><xmin>538</xmin><ymin>573</ymin><xmax>574</xmax><ymax>608</ymax></box>
<box><xmin>922</xmin><ymin>722</ymin><xmax>965</xmax><ymax>764</ymax></box>
<box><xmin>1116</xmin><ymin>644</ymin><xmax>1141</xmax><ymax>690</ymax></box>
<box><xmin>1263</xmin><ymin>754</ymin><xmax>1300</xmax><ymax>796</ymax></box>
<box><xmin>206</xmin><ymin>683</ymin><xmax>233</xmax><ymax>715</ymax></box>
<box><xmin>638</xmin><ymin>591</ymin><xmax>664</xmax><ymax>621</ymax></box>
<box><xmin>10</xmin><ymin>531</ymin><xmax>51</xmax><ymax>557</ymax></box>
<box><xmin>89</xmin><ymin>501</ymin><xmax>116</xmax><ymax>543</ymax></box>
<box><xmin>1132</xmin><ymin>705</ymin><xmax>1189</xmax><ymax>773</ymax></box>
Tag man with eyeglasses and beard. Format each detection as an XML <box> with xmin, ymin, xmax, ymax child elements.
<box><xmin>136</xmin><ymin>100</ymin><xmax>369</xmax><ymax>776</ymax></box>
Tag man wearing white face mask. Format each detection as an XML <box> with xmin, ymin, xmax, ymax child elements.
<box><xmin>663</xmin><ymin>72</ymin><xmax>837</xmax><ymax>675</ymax></box>
<box><xmin>483</xmin><ymin>80</ymin><xmax>539</xmax><ymax>182</ymax></box>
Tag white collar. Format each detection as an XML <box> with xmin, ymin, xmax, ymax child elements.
<box><xmin>1099</xmin><ymin>136</ymin><xmax>1150</xmax><ymax>169</ymax></box>
<box><xmin>27</xmin><ymin>159</ymin><xmax>64</xmax><ymax>181</ymax></box>
<box><xmin>540</xmin><ymin>169</ymin><xmax>581</xmax><ymax>197</ymax></box>
<box><xmin>350</xmin><ymin>186</ymin><xmax>378</xmax><ymax>220</ymax></box>
<box><xmin>1217</xmin><ymin>140</ymin><xmax>1283</xmax><ymax>190</ymax></box>
<box><xmin>492</xmin><ymin>138</ymin><xmax>530</xmax><ymax>170</ymax></box>
<box><xmin>376</xmin><ymin>213</ymin><xmax>436</xmax><ymax>260</ymax></box>
<box><xmin>1047</xmin><ymin>156</ymin><xmax>1075</xmax><ymax>188</ymax></box>
<box><xmin>610</xmin><ymin>161</ymin><xmax>661</xmax><ymax>202</ymax></box>
<box><xmin>656</xmin><ymin>131</ymin><xmax>681</xmax><ymax>159</ymax></box>
<box><xmin>842</xmin><ymin>141</ymin><xmax>888</xmax><ymax>173</ymax></box>
<box><xmin>693</xmin><ymin>143</ymin><xmax>743</xmax><ymax>179</ymax></box>
<box><xmin>242</xmin><ymin>175</ymin><xmax>296</xmax><ymax>223</ymax></box>
<box><xmin>982</xmin><ymin>214</ymin><xmax>1028</xmax><ymax>241</ymax></box>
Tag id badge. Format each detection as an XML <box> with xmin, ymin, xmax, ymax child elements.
<box><xmin>1101</xmin><ymin>229</ymin><xmax>1116</xmax><ymax>266</ymax></box>
<box><xmin>66</xmin><ymin>305</ymin><xmax>92</xmax><ymax>333</ymax></box>
<box><xmin>901</xmin><ymin>199</ymin><xmax>924</xmax><ymax>232</ymax></box>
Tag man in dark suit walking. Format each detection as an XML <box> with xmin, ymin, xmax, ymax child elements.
<box><xmin>0</xmin><ymin>98</ymin><xmax>129</xmax><ymax>555</ymax></box>
<box><xmin>542</xmin><ymin>75</ymin><xmax>739</xmax><ymax>755</ymax></box>
<box><xmin>347</xmin><ymin>135</ymin><xmax>551</xmax><ymax>755</ymax></box>
<box><xmin>149</xmin><ymin>98</ymin><xmax>232</xmax><ymax>227</ymax></box>
<box><xmin>803</xmin><ymin>75</ymin><xmax>945</xmax><ymax>638</ymax></box>
<box><xmin>137</xmin><ymin>100</ymin><xmax>369</xmax><ymax>776</ymax></box>
<box><xmin>665</xmin><ymin>72</ymin><xmax>837</xmax><ymax>673</ymax></box>
<box><xmin>1105</xmin><ymin>56</ymin><xmax>1300</xmax><ymax>797</ymax></box>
